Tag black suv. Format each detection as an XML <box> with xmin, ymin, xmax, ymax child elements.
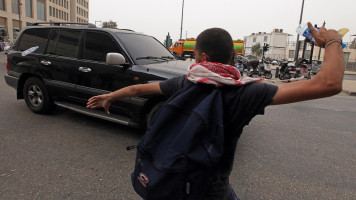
<box><xmin>4</xmin><ymin>22</ymin><xmax>188</xmax><ymax>129</ymax></box>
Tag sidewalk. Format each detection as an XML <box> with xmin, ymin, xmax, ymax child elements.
<box><xmin>342</xmin><ymin>77</ymin><xmax>356</xmax><ymax>96</ymax></box>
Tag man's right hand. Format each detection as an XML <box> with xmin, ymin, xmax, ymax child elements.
<box><xmin>86</xmin><ymin>82</ymin><xmax>163</xmax><ymax>114</ymax></box>
<box><xmin>86</xmin><ymin>94</ymin><xmax>112</xmax><ymax>114</ymax></box>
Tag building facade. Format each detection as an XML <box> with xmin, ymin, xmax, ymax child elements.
<box><xmin>244</xmin><ymin>29</ymin><xmax>291</xmax><ymax>59</ymax></box>
<box><xmin>286</xmin><ymin>41</ymin><xmax>356</xmax><ymax>71</ymax></box>
<box><xmin>244</xmin><ymin>28</ymin><xmax>356</xmax><ymax>70</ymax></box>
<box><xmin>0</xmin><ymin>0</ymin><xmax>89</xmax><ymax>42</ymax></box>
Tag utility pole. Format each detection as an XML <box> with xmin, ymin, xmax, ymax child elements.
<box><xmin>294</xmin><ymin>0</ymin><xmax>305</xmax><ymax>61</ymax></box>
<box><xmin>179</xmin><ymin>0</ymin><xmax>184</xmax><ymax>40</ymax></box>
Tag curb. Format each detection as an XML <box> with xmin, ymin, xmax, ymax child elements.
<box><xmin>343</xmin><ymin>90</ymin><xmax>356</xmax><ymax>96</ymax></box>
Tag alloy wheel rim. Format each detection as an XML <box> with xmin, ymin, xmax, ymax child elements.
<box><xmin>28</xmin><ymin>85</ymin><xmax>43</xmax><ymax>107</ymax></box>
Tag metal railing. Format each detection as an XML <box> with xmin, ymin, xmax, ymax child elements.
<box><xmin>346</xmin><ymin>59</ymin><xmax>356</xmax><ymax>71</ymax></box>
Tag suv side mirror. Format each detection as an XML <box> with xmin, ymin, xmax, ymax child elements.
<box><xmin>106</xmin><ymin>53</ymin><xmax>126</xmax><ymax>65</ymax></box>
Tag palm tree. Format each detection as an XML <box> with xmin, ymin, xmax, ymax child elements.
<box><xmin>350</xmin><ymin>38</ymin><xmax>356</xmax><ymax>49</ymax></box>
<box><xmin>251</xmin><ymin>42</ymin><xmax>262</xmax><ymax>58</ymax></box>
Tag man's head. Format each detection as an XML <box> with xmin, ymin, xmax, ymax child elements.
<box><xmin>194</xmin><ymin>28</ymin><xmax>234</xmax><ymax>64</ymax></box>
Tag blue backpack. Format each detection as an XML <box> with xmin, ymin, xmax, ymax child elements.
<box><xmin>131</xmin><ymin>83</ymin><xmax>225</xmax><ymax>200</ymax></box>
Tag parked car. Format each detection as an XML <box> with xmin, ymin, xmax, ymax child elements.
<box><xmin>310</xmin><ymin>60</ymin><xmax>323</xmax><ymax>74</ymax></box>
<box><xmin>271</xmin><ymin>60</ymin><xmax>278</xmax><ymax>65</ymax></box>
<box><xmin>4</xmin><ymin>42</ymin><xmax>12</xmax><ymax>54</ymax></box>
<box><xmin>4</xmin><ymin>45</ymin><xmax>11</xmax><ymax>52</ymax></box>
<box><xmin>245</xmin><ymin>55</ymin><xmax>259</xmax><ymax>71</ymax></box>
<box><xmin>4</xmin><ymin>22</ymin><xmax>187</xmax><ymax>129</ymax></box>
<box><xmin>236</xmin><ymin>55</ymin><xmax>248</xmax><ymax>72</ymax></box>
<box><xmin>237</xmin><ymin>55</ymin><xmax>259</xmax><ymax>72</ymax></box>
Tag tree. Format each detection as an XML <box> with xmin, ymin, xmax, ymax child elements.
<box><xmin>101</xmin><ymin>20</ymin><xmax>118</xmax><ymax>29</ymax></box>
<box><xmin>251</xmin><ymin>42</ymin><xmax>262</xmax><ymax>57</ymax></box>
<box><xmin>350</xmin><ymin>38</ymin><xmax>356</xmax><ymax>49</ymax></box>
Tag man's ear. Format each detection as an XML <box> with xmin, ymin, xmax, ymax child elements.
<box><xmin>201</xmin><ymin>53</ymin><xmax>209</xmax><ymax>62</ymax></box>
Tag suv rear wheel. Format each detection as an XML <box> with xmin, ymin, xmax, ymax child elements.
<box><xmin>23</xmin><ymin>77</ymin><xmax>54</xmax><ymax>114</ymax></box>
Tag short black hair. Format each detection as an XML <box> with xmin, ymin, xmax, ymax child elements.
<box><xmin>195</xmin><ymin>28</ymin><xmax>234</xmax><ymax>64</ymax></box>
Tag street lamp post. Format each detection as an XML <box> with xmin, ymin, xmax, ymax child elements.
<box><xmin>294</xmin><ymin>0</ymin><xmax>305</xmax><ymax>61</ymax></box>
<box><xmin>179</xmin><ymin>0</ymin><xmax>184</xmax><ymax>40</ymax></box>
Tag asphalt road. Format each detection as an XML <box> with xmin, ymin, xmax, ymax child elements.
<box><xmin>1</xmin><ymin>53</ymin><xmax>355</xmax><ymax>199</ymax></box>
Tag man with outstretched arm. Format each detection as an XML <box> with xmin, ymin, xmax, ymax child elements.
<box><xmin>86</xmin><ymin>22</ymin><xmax>344</xmax><ymax>199</ymax></box>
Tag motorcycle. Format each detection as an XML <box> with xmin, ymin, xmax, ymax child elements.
<box><xmin>248</xmin><ymin>66</ymin><xmax>258</xmax><ymax>77</ymax></box>
<box><xmin>258</xmin><ymin>63</ymin><xmax>272</xmax><ymax>79</ymax></box>
<box><xmin>279</xmin><ymin>61</ymin><xmax>297</xmax><ymax>80</ymax></box>
<box><xmin>247</xmin><ymin>58</ymin><xmax>260</xmax><ymax>78</ymax></box>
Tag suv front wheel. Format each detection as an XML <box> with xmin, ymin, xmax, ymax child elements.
<box><xmin>23</xmin><ymin>77</ymin><xmax>54</xmax><ymax>114</ymax></box>
<box><xmin>146</xmin><ymin>101</ymin><xmax>164</xmax><ymax>128</ymax></box>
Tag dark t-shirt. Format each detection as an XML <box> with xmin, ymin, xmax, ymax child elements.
<box><xmin>159</xmin><ymin>75</ymin><xmax>278</xmax><ymax>199</ymax></box>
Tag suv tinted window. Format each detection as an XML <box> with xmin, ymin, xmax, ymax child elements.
<box><xmin>18</xmin><ymin>28</ymin><xmax>50</xmax><ymax>54</ymax></box>
<box><xmin>83</xmin><ymin>31</ymin><xmax>122</xmax><ymax>62</ymax></box>
<box><xmin>46</xmin><ymin>29</ymin><xmax>82</xmax><ymax>58</ymax></box>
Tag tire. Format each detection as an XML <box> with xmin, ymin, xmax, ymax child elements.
<box><xmin>181</xmin><ymin>53</ymin><xmax>187</xmax><ymax>61</ymax></box>
<box><xmin>265</xmin><ymin>72</ymin><xmax>272</xmax><ymax>79</ymax></box>
<box><xmin>146</xmin><ymin>101</ymin><xmax>164</xmax><ymax>128</ymax></box>
<box><xmin>23</xmin><ymin>77</ymin><xmax>54</xmax><ymax>114</ymax></box>
<box><xmin>172</xmin><ymin>52</ymin><xmax>179</xmax><ymax>59</ymax></box>
<box><xmin>279</xmin><ymin>73</ymin><xmax>285</xmax><ymax>80</ymax></box>
<box><xmin>284</xmin><ymin>73</ymin><xmax>291</xmax><ymax>80</ymax></box>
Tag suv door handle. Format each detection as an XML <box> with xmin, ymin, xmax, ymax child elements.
<box><xmin>40</xmin><ymin>60</ymin><xmax>52</xmax><ymax>65</ymax></box>
<box><xmin>78</xmin><ymin>67</ymin><xmax>92</xmax><ymax>73</ymax></box>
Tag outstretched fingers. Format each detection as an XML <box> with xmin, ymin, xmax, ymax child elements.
<box><xmin>86</xmin><ymin>97</ymin><xmax>99</xmax><ymax>108</ymax></box>
<box><xmin>86</xmin><ymin>102</ymin><xmax>97</xmax><ymax>108</ymax></box>
<box><xmin>86</xmin><ymin>95</ymin><xmax>111</xmax><ymax>114</ymax></box>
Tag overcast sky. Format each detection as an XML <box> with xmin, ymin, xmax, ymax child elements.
<box><xmin>89</xmin><ymin>0</ymin><xmax>356</xmax><ymax>43</ymax></box>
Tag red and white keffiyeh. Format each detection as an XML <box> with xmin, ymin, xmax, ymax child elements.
<box><xmin>187</xmin><ymin>61</ymin><xmax>263</xmax><ymax>87</ymax></box>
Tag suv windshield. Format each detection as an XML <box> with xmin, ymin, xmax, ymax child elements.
<box><xmin>116</xmin><ymin>33</ymin><xmax>175</xmax><ymax>65</ymax></box>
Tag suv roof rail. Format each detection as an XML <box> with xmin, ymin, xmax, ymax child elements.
<box><xmin>117</xmin><ymin>28</ymin><xmax>134</xmax><ymax>32</ymax></box>
<box><xmin>30</xmin><ymin>22</ymin><xmax>96</xmax><ymax>28</ymax></box>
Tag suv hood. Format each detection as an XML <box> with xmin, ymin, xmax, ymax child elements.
<box><xmin>134</xmin><ymin>60</ymin><xmax>194</xmax><ymax>79</ymax></box>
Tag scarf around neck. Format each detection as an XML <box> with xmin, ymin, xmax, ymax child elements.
<box><xmin>187</xmin><ymin>61</ymin><xmax>263</xmax><ymax>87</ymax></box>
